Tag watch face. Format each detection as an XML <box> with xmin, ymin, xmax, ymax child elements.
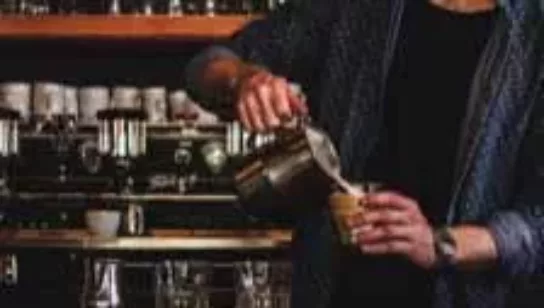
<box><xmin>434</xmin><ymin>228</ymin><xmax>457</xmax><ymax>265</ymax></box>
<box><xmin>441</xmin><ymin>241</ymin><xmax>456</xmax><ymax>258</ymax></box>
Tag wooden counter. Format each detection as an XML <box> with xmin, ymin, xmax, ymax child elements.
<box><xmin>0</xmin><ymin>228</ymin><xmax>292</xmax><ymax>251</ymax></box>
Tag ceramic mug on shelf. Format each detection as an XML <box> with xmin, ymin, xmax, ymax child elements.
<box><xmin>85</xmin><ymin>209</ymin><xmax>122</xmax><ymax>239</ymax></box>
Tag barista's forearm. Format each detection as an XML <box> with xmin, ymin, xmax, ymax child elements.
<box><xmin>449</xmin><ymin>225</ymin><xmax>498</xmax><ymax>270</ymax></box>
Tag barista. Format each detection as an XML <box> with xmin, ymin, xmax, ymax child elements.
<box><xmin>184</xmin><ymin>0</ymin><xmax>544</xmax><ymax>307</ymax></box>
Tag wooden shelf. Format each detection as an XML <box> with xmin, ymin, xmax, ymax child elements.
<box><xmin>0</xmin><ymin>15</ymin><xmax>259</xmax><ymax>39</ymax></box>
<box><xmin>0</xmin><ymin>228</ymin><xmax>293</xmax><ymax>250</ymax></box>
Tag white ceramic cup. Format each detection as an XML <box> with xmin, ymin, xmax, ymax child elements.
<box><xmin>85</xmin><ymin>209</ymin><xmax>121</xmax><ymax>238</ymax></box>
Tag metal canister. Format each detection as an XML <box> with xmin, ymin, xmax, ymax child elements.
<box><xmin>142</xmin><ymin>86</ymin><xmax>167</xmax><ymax>123</ymax></box>
<box><xmin>0</xmin><ymin>82</ymin><xmax>31</xmax><ymax>123</ymax></box>
<box><xmin>111</xmin><ymin>86</ymin><xmax>141</xmax><ymax>110</ymax></box>
<box><xmin>79</xmin><ymin>85</ymin><xmax>110</xmax><ymax>125</ymax></box>
<box><xmin>32</xmin><ymin>81</ymin><xmax>64</xmax><ymax>126</ymax></box>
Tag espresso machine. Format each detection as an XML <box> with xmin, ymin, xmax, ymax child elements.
<box><xmin>0</xmin><ymin>82</ymin><xmax>292</xmax><ymax>308</ymax></box>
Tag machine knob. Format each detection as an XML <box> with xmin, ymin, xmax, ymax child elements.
<box><xmin>174</xmin><ymin>148</ymin><xmax>192</xmax><ymax>166</ymax></box>
<box><xmin>79</xmin><ymin>140</ymin><xmax>102</xmax><ymax>174</ymax></box>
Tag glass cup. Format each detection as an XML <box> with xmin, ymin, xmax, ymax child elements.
<box><xmin>329</xmin><ymin>182</ymin><xmax>382</xmax><ymax>245</ymax></box>
<box><xmin>155</xmin><ymin>260</ymin><xmax>211</xmax><ymax>308</ymax></box>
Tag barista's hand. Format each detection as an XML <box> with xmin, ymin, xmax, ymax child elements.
<box><xmin>348</xmin><ymin>191</ymin><xmax>437</xmax><ymax>269</ymax></box>
<box><xmin>236</xmin><ymin>70</ymin><xmax>308</xmax><ymax>132</ymax></box>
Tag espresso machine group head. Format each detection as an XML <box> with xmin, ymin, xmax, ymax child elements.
<box><xmin>0</xmin><ymin>107</ymin><xmax>20</xmax><ymax>195</ymax></box>
<box><xmin>97</xmin><ymin>108</ymin><xmax>147</xmax><ymax>236</ymax></box>
<box><xmin>97</xmin><ymin>108</ymin><xmax>147</xmax><ymax>195</ymax></box>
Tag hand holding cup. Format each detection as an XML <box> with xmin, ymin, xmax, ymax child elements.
<box><xmin>345</xmin><ymin>189</ymin><xmax>437</xmax><ymax>269</ymax></box>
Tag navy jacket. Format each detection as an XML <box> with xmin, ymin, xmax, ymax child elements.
<box><xmin>185</xmin><ymin>0</ymin><xmax>544</xmax><ymax>307</ymax></box>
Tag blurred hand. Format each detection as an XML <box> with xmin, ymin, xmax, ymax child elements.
<box><xmin>235</xmin><ymin>70</ymin><xmax>308</xmax><ymax>132</ymax></box>
<box><xmin>347</xmin><ymin>191</ymin><xmax>437</xmax><ymax>269</ymax></box>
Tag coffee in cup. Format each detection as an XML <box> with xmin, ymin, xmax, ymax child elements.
<box><xmin>329</xmin><ymin>192</ymin><xmax>363</xmax><ymax>245</ymax></box>
<box><xmin>329</xmin><ymin>182</ymin><xmax>382</xmax><ymax>245</ymax></box>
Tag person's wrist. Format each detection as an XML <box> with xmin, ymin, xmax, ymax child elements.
<box><xmin>432</xmin><ymin>226</ymin><xmax>458</xmax><ymax>271</ymax></box>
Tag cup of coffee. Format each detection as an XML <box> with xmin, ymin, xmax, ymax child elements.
<box><xmin>85</xmin><ymin>209</ymin><xmax>122</xmax><ymax>239</ymax></box>
<box><xmin>329</xmin><ymin>182</ymin><xmax>382</xmax><ymax>245</ymax></box>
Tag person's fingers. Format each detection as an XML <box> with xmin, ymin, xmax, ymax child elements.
<box><xmin>238</xmin><ymin>72</ymin><xmax>311</xmax><ymax>131</ymax></box>
<box><xmin>255</xmin><ymin>82</ymin><xmax>281</xmax><ymax>129</ymax></box>
<box><xmin>244</xmin><ymin>93</ymin><xmax>265</xmax><ymax>132</ymax></box>
<box><xmin>360</xmin><ymin>208</ymin><xmax>411</xmax><ymax>225</ymax></box>
<box><xmin>345</xmin><ymin>212</ymin><xmax>364</xmax><ymax>229</ymax></box>
<box><xmin>271</xmin><ymin>77</ymin><xmax>293</xmax><ymax>121</ymax></box>
<box><xmin>355</xmin><ymin>225</ymin><xmax>415</xmax><ymax>243</ymax></box>
<box><xmin>359</xmin><ymin>240</ymin><xmax>412</xmax><ymax>255</ymax></box>
<box><xmin>365</xmin><ymin>191</ymin><xmax>422</xmax><ymax>221</ymax></box>
<box><xmin>237</xmin><ymin>72</ymin><xmax>270</xmax><ymax>131</ymax></box>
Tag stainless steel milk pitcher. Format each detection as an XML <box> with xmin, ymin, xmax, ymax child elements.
<box><xmin>234</xmin><ymin>117</ymin><xmax>342</xmax><ymax>217</ymax></box>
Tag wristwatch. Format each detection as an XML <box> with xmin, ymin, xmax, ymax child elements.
<box><xmin>433</xmin><ymin>227</ymin><xmax>457</xmax><ymax>269</ymax></box>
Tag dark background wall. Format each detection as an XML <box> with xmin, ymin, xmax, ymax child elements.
<box><xmin>0</xmin><ymin>38</ymin><xmax>218</xmax><ymax>88</ymax></box>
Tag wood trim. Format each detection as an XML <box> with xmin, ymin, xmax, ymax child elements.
<box><xmin>0</xmin><ymin>15</ymin><xmax>260</xmax><ymax>39</ymax></box>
